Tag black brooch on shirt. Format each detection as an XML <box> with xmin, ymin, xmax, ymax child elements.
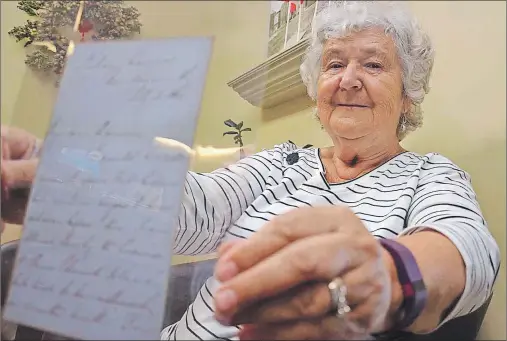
<box><xmin>286</xmin><ymin>152</ymin><xmax>299</xmax><ymax>165</ymax></box>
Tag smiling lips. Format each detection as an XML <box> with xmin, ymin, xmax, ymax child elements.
<box><xmin>336</xmin><ymin>104</ymin><xmax>369</xmax><ymax>108</ymax></box>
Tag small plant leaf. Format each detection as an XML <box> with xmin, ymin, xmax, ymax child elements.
<box><xmin>237</xmin><ymin>121</ymin><xmax>244</xmax><ymax>130</ymax></box>
<box><xmin>224</xmin><ymin>119</ymin><xmax>237</xmax><ymax>128</ymax></box>
<box><xmin>241</xmin><ymin>128</ymin><xmax>252</xmax><ymax>132</ymax></box>
<box><xmin>223</xmin><ymin>131</ymin><xmax>237</xmax><ymax>136</ymax></box>
<box><xmin>235</xmin><ymin>140</ymin><xmax>239</xmax><ymax>144</ymax></box>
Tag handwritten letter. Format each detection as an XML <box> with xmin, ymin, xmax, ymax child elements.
<box><xmin>4</xmin><ymin>37</ymin><xmax>213</xmax><ymax>340</ymax></box>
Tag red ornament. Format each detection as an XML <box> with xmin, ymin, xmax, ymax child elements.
<box><xmin>281</xmin><ymin>0</ymin><xmax>303</xmax><ymax>14</ymax></box>
<box><xmin>78</xmin><ymin>19</ymin><xmax>94</xmax><ymax>41</ymax></box>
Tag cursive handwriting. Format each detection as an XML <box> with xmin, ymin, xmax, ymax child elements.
<box><xmin>22</xmin><ymin>216</ymin><xmax>169</xmax><ymax>258</ymax></box>
<box><xmin>4</xmin><ymin>37</ymin><xmax>212</xmax><ymax>340</ymax></box>
<box><xmin>12</xmin><ymin>274</ymin><xmax>160</xmax><ymax>313</ymax></box>
<box><xmin>74</xmin><ymin>50</ymin><xmax>194</xmax><ymax>105</ymax></box>
<box><xmin>128</xmin><ymin>82</ymin><xmax>186</xmax><ymax>103</ymax></box>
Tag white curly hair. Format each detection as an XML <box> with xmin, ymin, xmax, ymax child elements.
<box><xmin>300</xmin><ymin>1</ymin><xmax>435</xmax><ymax>140</ymax></box>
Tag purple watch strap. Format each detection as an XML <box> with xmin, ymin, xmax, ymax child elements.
<box><xmin>380</xmin><ymin>238</ymin><xmax>427</xmax><ymax>330</ymax></box>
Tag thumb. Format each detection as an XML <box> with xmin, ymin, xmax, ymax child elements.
<box><xmin>2</xmin><ymin>159</ymin><xmax>39</xmax><ymax>189</ymax></box>
<box><xmin>1</xmin><ymin>126</ymin><xmax>39</xmax><ymax>160</ymax></box>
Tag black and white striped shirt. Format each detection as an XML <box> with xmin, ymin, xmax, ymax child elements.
<box><xmin>161</xmin><ymin>142</ymin><xmax>500</xmax><ymax>340</ymax></box>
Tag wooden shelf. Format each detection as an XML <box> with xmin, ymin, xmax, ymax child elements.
<box><xmin>227</xmin><ymin>38</ymin><xmax>310</xmax><ymax>109</ymax></box>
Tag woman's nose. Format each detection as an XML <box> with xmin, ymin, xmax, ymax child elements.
<box><xmin>339</xmin><ymin>64</ymin><xmax>362</xmax><ymax>91</ymax></box>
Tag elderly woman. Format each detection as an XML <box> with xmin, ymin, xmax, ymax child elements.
<box><xmin>0</xmin><ymin>2</ymin><xmax>498</xmax><ymax>340</ymax></box>
<box><xmin>160</xmin><ymin>2</ymin><xmax>500</xmax><ymax>340</ymax></box>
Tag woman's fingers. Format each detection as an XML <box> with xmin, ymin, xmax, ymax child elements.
<box><xmin>213</xmin><ymin>206</ymin><xmax>387</xmax><ymax>332</ymax></box>
<box><xmin>216</xmin><ymin>240</ymin><xmax>245</xmax><ymax>279</ymax></box>
<box><xmin>1</xmin><ymin>159</ymin><xmax>38</xmax><ymax>188</ymax></box>
<box><xmin>1</xmin><ymin>126</ymin><xmax>39</xmax><ymax>226</ymax></box>
<box><xmin>238</xmin><ymin>316</ymin><xmax>370</xmax><ymax>340</ymax></box>
<box><xmin>1</xmin><ymin>136</ymin><xmax>11</xmax><ymax>160</ymax></box>
<box><xmin>214</xmin><ymin>233</ymin><xmax>369</xmax><ymax>319</ymax></box>
<box><xmin>229</xmin><ymin>262</ymin><xmax>381</xmax><ymax>325</ymax></box>
<box><xmin>1</xmin><ymin>126</ymin><xmax>39</xmax><ymax>160</ymax></box>
<box><xmin>215</xmin><ymin>206</ymin><xmax>361</xmax><ymax>282</ymax></box>
<box><xmin>343</xmin><ymin>263</ymin><xmax>385</xmax><ymax>305</ymax></box>
<box><xmin>218</xmin><ymin>239</ymin><xmax>243</xmax><ymax>257</ymax></box>
<box><xmin>1</xmin><ymin>159</ymin><xmax>37</xmax><ymax>224</ymax></box>
<box><xmin>341</xmin><ymin>263</ymin><xmax>391</xmax><ymax>332</ymax></box>
<box><xmin>231</xmin><ymin>282</ymin><xmax>331</xmax><ymax>325</ymax></box>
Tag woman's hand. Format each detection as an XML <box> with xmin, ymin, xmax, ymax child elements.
<box><xmin>214</xmin><ymin>206</ymin><xmax>402</xmax><ymax>340</ymax></box>
<box><xmin>1</xmin><ymin>126</ymin><xmax>40</xmax><ymax>228</ymax></box>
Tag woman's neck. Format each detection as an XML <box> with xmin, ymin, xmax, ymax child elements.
<box><xmin>321</xmin><ymin>136</ymin><xmax>404</xmax><ymax>183</ymax></box>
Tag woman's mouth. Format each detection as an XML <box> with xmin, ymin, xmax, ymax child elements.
<box><xmin>336</xmin><ymin>104</ymin><xmax>369</xmax><ymax>108</ymax></box>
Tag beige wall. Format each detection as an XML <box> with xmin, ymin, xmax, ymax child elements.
<box><xmin>406</xmin><ymin>3</ymin><xmax>506</xmax><ymax>339</ymax></box>
<box><xmin>0</xmin><ymin>1</ymin><xmax>269</xmax><ymax>245</ymax></box>
<box><xmin>256</xmin><ymin>2</ymin><xmax>506</xmax><ymax>339</ymax></box>
<box><xmin>1</xmin><ymin>1</ymin><xmax>505</xmax><ymax>339</ymax></box>
<box><xmin>1</xmin><ymin>1</ymin><xmax>30</xmax><ymax>125</ymax></box>
<box><xmin>3</xmin><ymin>0</ymin><xmax>269</xmax><ymax>161</ymax></box>
<box><xmin>0</xmin><ymin>1</ymin><xmax>32</xmax><ymax>244</ymax></box>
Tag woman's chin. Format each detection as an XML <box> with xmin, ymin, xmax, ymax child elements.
<box><xmin>323</xmin><ymin>116</ymin><xmax>372</xmax><ymax>139</ymax></box>
<box><xmin>328</xmin><ymin>125</ymin><xmax>371</xmax><ymax>141</ymax></box>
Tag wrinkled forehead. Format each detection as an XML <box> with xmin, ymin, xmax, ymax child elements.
<box><xmin>322</xmin><ymin>28</ymin><xmax>398</xmax><ymax>61</ymax></box>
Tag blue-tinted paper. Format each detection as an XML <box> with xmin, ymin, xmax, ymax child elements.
<box><xmin>3</xmin><ymin>37</ymin><xmax>213</xmax><ymax>340</ymax></box>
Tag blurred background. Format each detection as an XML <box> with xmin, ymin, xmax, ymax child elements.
<box><xmin>1</xmin><ymin>1</ymin><xmax>505</xmax><ymax>339</ymax></box>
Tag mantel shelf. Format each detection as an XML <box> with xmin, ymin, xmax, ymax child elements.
<box><xmin>227</xmin><ymin>38</ymin><xmax>310</xmax><ymax>109</ymax></box>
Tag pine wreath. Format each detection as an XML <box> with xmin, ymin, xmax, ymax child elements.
<box><xmin>8</xmin><ymin>0</ymin><xmax>142</xmax><ymax>84</ymax></box>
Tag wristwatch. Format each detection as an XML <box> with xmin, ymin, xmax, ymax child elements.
<box><xmin>379</xmin><ymin>238</ymin><xmax>428</xmax><ymax>332</ymax></box>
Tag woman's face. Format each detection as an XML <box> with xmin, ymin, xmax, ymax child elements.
<box><xmin>316</xmin><ymin>28</ymin><xmax>408</xmax><ymax>141</ymax></box>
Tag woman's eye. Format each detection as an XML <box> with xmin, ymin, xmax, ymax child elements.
<box><xmin>365</xmin><ymin>62</ymin><xmax>382</xmax><ymax>69</ymax></box>
<box><xmin>329</xmin><ymin>63</ymin><xmax>343</xmax><ymax>69</ymax></box>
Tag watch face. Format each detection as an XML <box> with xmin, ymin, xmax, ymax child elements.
<box><xmin>412</xmin><ymin>279</ymin><xmax>426</xmax><ymax>292</ymax></box>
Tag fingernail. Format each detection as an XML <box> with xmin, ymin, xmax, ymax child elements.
<box><xmin>215</xmin><ymin>288</ymin><xmax>237</xmax><ymax>312</ymax></box>
<box><xmin>239</xmin><ymin>326</ymin><xmax>256</xmax><ymax>341</ymax></box>
<box><xmin>214</xmin><ymin>313</ymin><xmax>231</xmax><ymax>326</ymax></box>
<box><xmin>215</xmin><ymin>261</ymin><xmax>238</xmax><ymax>281</ymax></box>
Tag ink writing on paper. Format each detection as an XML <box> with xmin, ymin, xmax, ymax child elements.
<box><xmin>3</xmin><ymin>37</ymin><xmax>213</xmax><ymax>340</ymax></box>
